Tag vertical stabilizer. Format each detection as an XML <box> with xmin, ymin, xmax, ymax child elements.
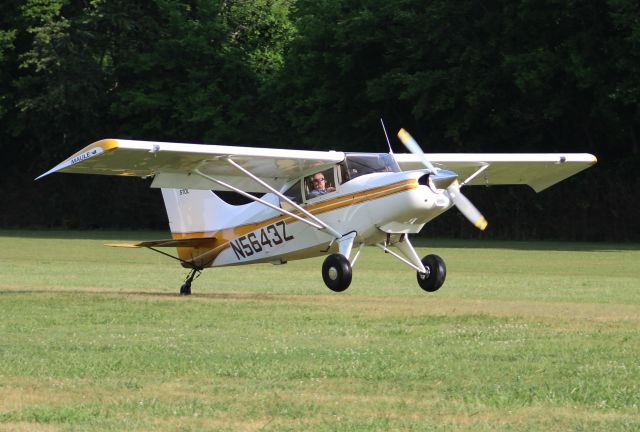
<box><xmin>161</xmin><ymin>189</ymin><xmax>245</xmax><ymax>233</ymax></box>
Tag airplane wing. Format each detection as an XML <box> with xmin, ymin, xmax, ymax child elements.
<box><xmin>36</xmin><ymin>139</ymin><xmax>345</xmax><ymax>192</ymax></box>
<box><xmin>394</xmin><ymin>153</ymin><xmax>597</xmax><ymax>192</ymax></box>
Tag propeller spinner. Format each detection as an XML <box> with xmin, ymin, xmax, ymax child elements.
<box><xmin>397</xmin><ymin>128</ymin><xmax>488</xmax><ymax>231</ymax></box>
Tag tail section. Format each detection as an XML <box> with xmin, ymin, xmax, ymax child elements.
<box><xmin>161</xmin><ymin>189</ymin><xmax>245</xmax><ymax>233</ymax></box>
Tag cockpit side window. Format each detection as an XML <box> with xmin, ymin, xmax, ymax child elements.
<box><xmin>305</xmin><ymin>169</ymin><xmax>336</xmax><ymax>200</ymax></box>
<box><xmin>338</xmin><ymin>161</ymin><xmax>348</xmax><ymax>184</ymax></box>
<box><xmin>280</xmin><ymin>180</ymin><xmax>302</xmax><ymax>210</ymax></box>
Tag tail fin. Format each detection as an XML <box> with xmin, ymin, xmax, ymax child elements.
<box><xmin>161</xmin><ymin>189</ymin><xmax>245</xmax><ymax>233</ymax></box>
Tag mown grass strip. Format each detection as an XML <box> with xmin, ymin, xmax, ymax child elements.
<box><xmin>0</xmin><ymin>231</ymin><xmax>638</xmax><ymax>431</ymax></box>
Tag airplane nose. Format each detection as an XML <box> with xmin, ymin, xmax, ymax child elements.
<box><xmin>431</xmin><ymin>169</ymin><xmax>459</xmax><ymax>189</ymax></box>
<box><xmin>418</xmin><ymin>169</ymin><xmax>459</xmax><ymax>191</ymax></box>
<box><xmin>416</xmin><ymin>178</ymin><xmax>451</xmax><ymax>209</ymax></box>
<box><xmin>418</xmin><ymin>172</ymin><xmax>430</xmax><ymax>184</ymax></box>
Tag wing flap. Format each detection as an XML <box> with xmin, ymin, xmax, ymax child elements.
<box><xmin>106</xmin><ymin>237</ymin><xmax>215</xmax><ymax>248</ymax></box>
<box><xmin>394</xmin><ymin>153</ymin><xmax>597</xmax><ymax>192</ymax></box>
<box><xmin>37</xmin><ymin>139</ymin><xmax>345</xmax><ymax>192</ymax></box>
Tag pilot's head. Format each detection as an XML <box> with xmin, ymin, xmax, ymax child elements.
<box><xmin>312</xmin><ymin>173</ymin><xmax>326</xmax><ymax>190</ymax></box>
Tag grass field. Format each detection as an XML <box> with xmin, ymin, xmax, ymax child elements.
<box><xmin>0</xmin><ymin>230</ymin><xmax>639</xmax><ymax>431</ymax></box>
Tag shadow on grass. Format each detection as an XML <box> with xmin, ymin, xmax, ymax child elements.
<box><xmin>0</xmin><ymin>288</ymin><xmax>349</xmax><ymax>304</ymax></box>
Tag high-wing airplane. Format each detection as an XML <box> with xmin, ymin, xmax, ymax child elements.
<box><xmin>37</xmin><ymin>129</ymin><xmax>596</xmax><ymax>295</ymax></box>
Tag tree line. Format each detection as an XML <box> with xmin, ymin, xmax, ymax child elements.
<box><xmin>1</xmin><ymin>0</ymin><xmax>638</xmax><ymax>241</ymax></box>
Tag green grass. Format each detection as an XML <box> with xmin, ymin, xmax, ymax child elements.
<box><xmin>0</xmin><ymin>230</ymin><xmax>639</xmax><ymax>431</ymax></box>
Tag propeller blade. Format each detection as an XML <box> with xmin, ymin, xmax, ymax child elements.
<box><xmin>397</xmin><ymin>128</ymin><xmax>488</xmax><ymax>231</ymax></box>
<box><xmin>446</xmin><ymin>181</ymin><xmax>488</xmax><ymax>231</ymax></box>
<box><xmin>397</xmin><ymin>128</ymin><xmax>438</xmax><ymax>173</ymax></box>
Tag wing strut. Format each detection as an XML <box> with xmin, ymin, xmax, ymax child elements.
<box><xmin>459</xmin><ymin>164</ymin><xmax>489</xmax><ymax>187</ymax></box>
<box><xmin>225</xmin><ymin>158</ymin><xmax>342</xmax><ymax>238</ymax></box>
<box><xmin>193</xmin><ymin>166</ymin><xmax>342</xmax><ymax>239</ymax></box>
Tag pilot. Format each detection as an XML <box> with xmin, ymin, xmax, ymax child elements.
<box><xmin>308</xmin><ymin>172</ymin><xmax>335</xmax><ymax>198</ymax></box>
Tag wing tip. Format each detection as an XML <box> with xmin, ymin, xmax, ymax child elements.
<box><xmin>34</xmin><ymin>172</ymin><xmax>50</xmax><ymax>181</ymax></box>
<box><xmin>34</xmin><ymin>139</ymin><xmax>121</xmax><ymax>181</ymax></box>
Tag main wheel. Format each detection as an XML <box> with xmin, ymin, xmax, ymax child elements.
<box><xmin>322</xmin><ymin>254</ymin><xmax>352</xmax><ymax>292</ymax></box>
<box><xmin>417</xmin><ymin>254</ymin><xmax>446</xmax><ymax>292</ymax></box>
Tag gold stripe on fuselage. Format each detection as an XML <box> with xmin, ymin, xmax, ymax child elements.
<box><xmin>172</xmin><ymin>178</ymin><xmax>419</xmax><ymax>265</ymax></box>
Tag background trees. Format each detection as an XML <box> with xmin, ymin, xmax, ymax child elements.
<box><xmin>1</xmin><ymin>0</ymin><xmax>637</xmax><ymax>240</ymax></box>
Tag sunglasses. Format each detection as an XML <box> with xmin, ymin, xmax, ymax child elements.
<box><xmin>312</xmin><ymin>178</ymin><xmax>325</xmax><ymax>183</ymax></box>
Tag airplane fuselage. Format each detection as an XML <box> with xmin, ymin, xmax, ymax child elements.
<box><xmin>173</xmin><ymin>170</ymin><xmax>452</xmax><ymax>268</ymax></box>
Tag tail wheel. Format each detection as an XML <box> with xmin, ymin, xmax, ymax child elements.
<box><xmin>322</xmin><ymin>254</ymin><xmax>352</xmax><ymax>292</ymax></box>
<box><xmin>180</xmin><ymin>281</ymin><xmax>192</xmax><ymax>295</ymax></box>
<box><xmin>417</xmin><ymin>254</ymin><xmax>446</xmax><ymax>292</ymax></box>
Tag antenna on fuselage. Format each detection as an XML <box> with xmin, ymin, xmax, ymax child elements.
<box><xmin>380</xmin><ymin>118</ymin><xmax>394</xmax><ymax>154</ymax></box>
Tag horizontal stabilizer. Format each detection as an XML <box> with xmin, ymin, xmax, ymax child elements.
<box><xmin>106</xmin><ymin>237</ymin><xmax>215</xmax><ymax>248</ymax></box>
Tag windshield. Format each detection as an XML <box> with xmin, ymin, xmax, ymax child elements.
<box><xmin>341</xmin><ymin>153</ymin><xmax>400</xmax><ymax>181</ymax></box>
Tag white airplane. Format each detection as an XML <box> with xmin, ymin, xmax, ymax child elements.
<box><xmin>37</xmin><ymin>128</ymin><xmax>596</xmax><ymax>295</ymax></box>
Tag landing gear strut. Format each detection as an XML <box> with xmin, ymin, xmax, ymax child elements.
<box><xmin>180</xmin><ymin>268</ymin><xmax>201</xmax><ymax>295</ymax></box>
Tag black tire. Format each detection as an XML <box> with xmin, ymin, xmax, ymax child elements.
<box><xmin>180</xmin><ymin>282</ymin><xmax>191</xmax><ymax>295</ymax></box>
<box><xmin>322</xmin><ymin>254</ymin><xmax>352</xmax><ymax>292</ymax></box>
<box><xmin>417</xmin><ymin>254</ymin><xmax>446</xmax><ymax>292</ymax></box>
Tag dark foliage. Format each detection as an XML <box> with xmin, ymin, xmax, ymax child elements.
<box><xmin>1</xmin><ymin>0</ymin><xmax>637</xmax><ymax>240</ymax></box>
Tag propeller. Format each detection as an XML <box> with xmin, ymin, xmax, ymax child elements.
<box><xmin>397</xmin><ymin>128</ymin><xmax>488</xmax><ymax>231</ymax></box>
